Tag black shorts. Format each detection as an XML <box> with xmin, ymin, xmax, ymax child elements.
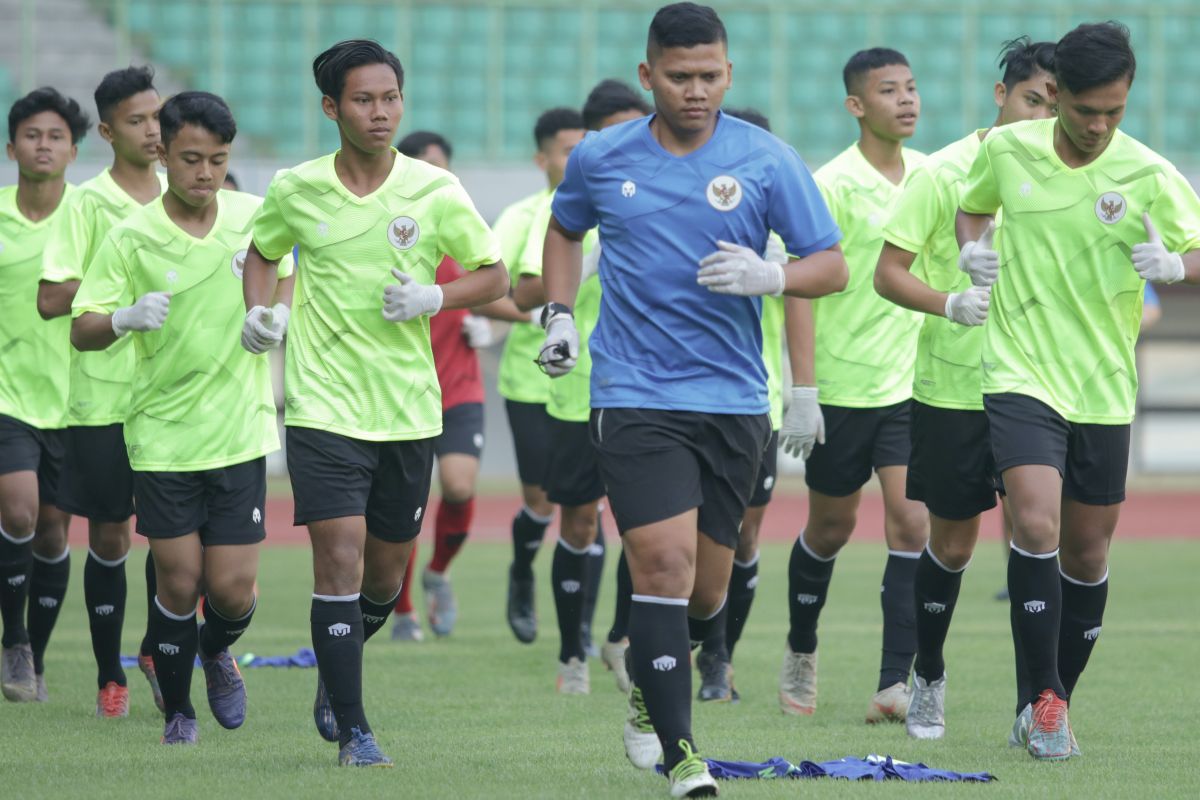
<box><xmin>907</xmin><ymin>401</ymin><xmax>999</xmax><ymax>520</ymax></box>
<box><xmin>984</xmin><ymin>393</ymin><xmax>1130</xmax><ymax>506</ymax></box>
<box><xmin>286</xmin><ymin>426</ymin><xmax>435</xmax><ymax>543</ymax></box>
<box><xmin>134</xmin><ymin>458</ymin><xmax>267</xmax><ymax>545</ymax></box>
<box><xmin>435</xmin><ymin>402</ymin><xmax>484</xmax><ymax>459</ymax></box>
<box><xmin>805</xmin><ymin>400</ymin><xmax>912</xmax><ymax>497</ymax></box>
<box><xmin>543</xmin><ymin>416</ymin><xmax>605</xmax><ymax>507</ymax></box>
<box><xmin>505</xmin><ymin>400</ymin><xmax>552</xmax><ymax>487</ymax></box>
<box><xmin>56</xmin><ymin>424</ymin><xmax>135</xmax><ymax>522</ymax></box>
<box><xmin>748</xmin><ymin>430</ymin><xmax>780</xmax><ymax>508</ymax></box>
<box><xmin>0</xmin><ymin>415</ymin><xmax>65</xmax><ymax>507</ymax></box>
<box><xmin>590</xmin><ymin>408</ymin><xmax>771</xmax><ymax>549</ymax></box>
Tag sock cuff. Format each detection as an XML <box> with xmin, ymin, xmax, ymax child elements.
<box><xmin>520</xmin><ymin>505</ymin><xmax>554</xmax><ymax>526</ymax></box>
<box><xmin>32</xmin><ymin>546</ymin><xmax>69</xmax><ymax>565</ymax></box>
<box><xmin>1060</xmin><ymin>567</ymin><xmax>1108</xmax><ymax>587</ymax></box>
<box><xmin>205</xmin><ymin>594</ymin><xmax>257</xmax><ymax>623</ymax></box>
<box><xmin>556</xmin><ymin>538</ymin><xmax>591</xmax><ymax>556</ymax></box>
<box><xmin>87</xmin><ymin>548</ymin><xmax>129</xmax><ymax>568</ymax></box>
<box><xmin>361</xmin><ymin>588</ymin><xmax>401</xmax><ymax>607</ymax></box>
<box><xmin>798</xmin><ymin>530</ymin><xmax>836</xmax><ymax>563</ymax></box>
<box><xmin>691</xmin><ymin>595</ymin><xmax>727</xmax><ymax>621</ymax></box>
<box><xmin>631</xmin><ymin>594</ymin><xmax>689</xmax><ymax>607</ymax></box>
<box><xmin>924</xmin><ymin>543</ymin><xmax>969</xmax><ymax>574</ymax></box>
<box><xmin>1010</xmin><ymin>542</ymin><xmax>1059</xmax><ymax>560</ymax></box>
<box><xmin>887</xmin><ymin>549</ymin><xmax>923</xmax><ymax>560</ymax></box>
<box><xmin>312</xmin><ymin>592</ymin><xmax>360</xmax><ymax>603</ymax></box>
<box><xmin>154</xmin><ymin>596</ymin><xmax>197</xmax><ymax>622</ymax></box>
<box><xmin>0</xmin><ymin>525</ymin><xmax>34</xmax><ymax>546</ymax></box>
<box><xmin>733</xmin><ymin>551</ymin><xmax>760</xmax><ymax>569</ymax></box>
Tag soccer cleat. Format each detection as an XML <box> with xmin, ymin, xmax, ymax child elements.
<box><xmin>730</xmin><ymin>683</ymin><xmax>740</xmax><ymax>704</ymax></box>
<box><xmin>778</xmin><ymin>648</ymin><xmax>818</xmax><ymax>715</ymax></box>
<box><xmin>161</xmin><ymin>712</ymin><xmax>198</xmax><ymax>745</ymax></box>
<box><xmin>200</xmin><ymin>646</ymin><xmax>247</xmax><ymax>729</ymax></box>
<box><xmin>906</xmin><ymin>674</ymin><xmax>946</xmax><ymax>739</ymax></box>
<box><xmin>313</xmin><ymin>676</ymin><xmax>339</xmax><ymax>743</ymax></box>
<box><xmin>506</xmin><ymin>564</ymin><xmax>537</xmax><ymax>644</ymax></box>
<box><xmin>600</xmin><ymin>638</ymin><xmax>631</xmax><ymax>693</ymax></box>
<box><xmin>866</xmin><ymin>681</ymin><xmax>911</xmax><ymax>724</ymax></box>
<box><xmin>34</xmin><ymin>672</ymin><xmax>48</xmax><ymax>702</ymax></box>
<box><xmin>338</xmin><ymin>726</ymin><xmax>394</xmax><ymax>767</ymax></box>
<box><xmin>667</xmin><ymin>740</ymin><xmax>719</xmax><ymax>798</ymax></box>
<box><xmin>137</xmin><ymin>652</ymin><xmax>165</xmax><ymax>713</ymax></box>
<box><xmin>1026</xmin><ymin>689</ymin><xmax>1073</xmax><ymax>760</ymax></box>
<box><xmin>96</xmin><ymin>682</ymin><xmax>130</xmax><ymax>718</ymax></box>
<box><xmin>556</xmin><ymin>656</ymin><xmax>590</xmax><ymax>695</ymax></box>
<box><xmin>1008</xmin><ymin>703</ymin><xmax>1032</xmax><ymax>748</ymax></box>
<box><xmin>624</xmin><ymin>684</ymin><xmax>662</xmax><ymax>770</ymax></box>
<box><xmin>696</xmin><ymin>650</ymin><xmax>732</xmax><ymax>703</ymax></box>
<box><xmin>1</xmin><ymin>644</ymin><xmax>37</xmax><ymax>702</ymax></box>
<box><xmin>390</xmin><ymin>611</ymin><xmax>424</xmax><ymax>642</ymax></box>
<box><xmin>422</xmin><ymin>567</ymin><xmax>458</xmax><ymax>637</ymax></box>
<box><xmin>1068</xmin><ymin>723</ymin><xmax>1082</xmax><ymax>757</ymax></box>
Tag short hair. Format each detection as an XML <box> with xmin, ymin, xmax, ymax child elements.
<box><xmin>647</xmin><ymin>2</ymin><xmax>726</xmax><ymax>56</ymax></box>
<box><xmin>158</xmin><ymin>91</ymin><xmax>237</xmax><ymax>148</ymax></box>
<box><xmin>94</xmin><ymin>65</ymin><xmax>156</xmax><ymax>123</ymax></box>
<box><xmin>8</xmin><ymin>87</ymin><xmax>91</xmax><ymax>144</ymax></box>
<box><xmin>533</xmin><ymin>107</ymin><xmax>585</xmax><ymax>149</ymax></box>
<box><xmin>582</xmin><ymin>79</ymin><xmax>651</xmax><ymax>131</ymax></box>
<box><xmin>312</xmin><ymin>39</ymin><xmax>404</xmax><ymax>101</ymax></box>
<box><xmin>397</xmin><ymin>130</ymin><xmax>453</xmax><ymax>162</ymax></box>
<box><xmin>1054</xmin><ymin>21</ymin><xmax>1136</xmax><ymax>94</ymax></box>
<box><xmin>723</xmin><ymin>106</ymin><xmax>771</xmax><ymax>132</ymax></box>
<box><xmin>997</xmin><ymin>36</ymin><xmax>1056</xmax><ymax>89</ymax></box>
<box><xmin>843</xmin><ymin>47</ymin><xmax>910</xmax><ymax>94</ymax></box>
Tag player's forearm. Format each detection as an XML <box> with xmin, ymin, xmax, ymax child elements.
<box><xmin>512</xmin><ymin>274</ymin><xmax>547</xmax><ymax>312</ymax></box>
<box><xmin>956</xmin><ymin>210</ymin><xmax>994</xmax><ymax>248</ymax></box>
<box><xmin>781</xmin><ymin>244</ymin><xmax>848</xmax><ymax>298</ymax></box>
<box><xmin>70</xmin><ymin>312</ymin><xmax>119</xmax><ymax>351</ymax></box>
<box><xmin>473</xmin><ymin>295</ymin><xmax>533</xmax><ymax>323</ymax></box>
<box><xmin>272</xmin><ymin>272</ymin><xmax>296</xmax><ymax>308</ymax></box>
<box><xmin>784</xmin><ymin>296</ymin><xmax>817</xmax><ymax>386</ymax></box>
<box><xmin>439</xmin><ymin>261</ymin><xmax>509</xmax><ymax>310</ymax></box>
<box><xmin>1180</xmin><ymin>249</ymin><xmax>1200</xmax><ymax>285</ymax></box>
<box><xmin>874</xmin><ymin>242</ymin><xmax>947</xmax><ymax>316</ymax></box>
<box><xmin>37</xmin><ymin>279</ymin><xmax>80</xmax><ymax>320</ymax></box>
<box><xmin>243</xmin><ymin>242</ymin><xmax>281</xmax><ymax>310</ymax></box>
<box><xmin>543</xmin><ymin>222</ymin><xmax>584</xmax><ymax>308</ymax></box>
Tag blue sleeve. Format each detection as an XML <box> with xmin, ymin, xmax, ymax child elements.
<box><xmin>550</xmin><ymin>142</ymin><xmax>598</xmax><ymax>234</ymax></box>
<box><xmin>1143</xmin><ymin>282</ymin><xmax>1160</xmax><ymax>308</ymax></box>
<box><xmin>768</xmin><ymin>146</ymin><xmax>842</xmax><ymax>258</ymax></box>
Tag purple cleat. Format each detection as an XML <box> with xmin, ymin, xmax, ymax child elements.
<box><xmin>200</xmin><ymin>647</ymin><xmax>246</xmax><ymax>729</ymax></box>
<box><xmin>162</xmin><ymin>712</ymin><xmax>199</xmax><ymax>745</ymax></box>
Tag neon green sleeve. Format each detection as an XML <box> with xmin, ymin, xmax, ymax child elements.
<box><xmin>883</xmin><ymin>165</ymin><xmax>943</xmax><ymax>255</ymax></box>
<box><xmin>959</xmin><ymin>143</ymin><xmax>1000</xmax><ymax>215</ymax></box>
<box><xmin>1149</xmin><ymin>168</ymin><xmax>1200</xmax><ymax>254</ymax></box>
<box><xmin>250</xmin><ymin>172</ymin><xmax>296</xmax><ymax>262</ymax></box>
<box><xmin>437</xmin><ymin>181</ymin><xmax>502</xmax><ymax>271</ymax></box>
<box><xmin>71</xmin><ymin>234</ymin><xmax>132</xmax><ymax>317</ymax></box>
<box><xmin>41</xmin><ymin>193</ymin><xmax>92</xmax><ymax>283</ymax></box>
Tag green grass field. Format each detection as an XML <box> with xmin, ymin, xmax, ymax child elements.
<box><xmin>3</xmin><ymin>538</ymin><xmax>1198</xmax><ymax>799</ymax></box>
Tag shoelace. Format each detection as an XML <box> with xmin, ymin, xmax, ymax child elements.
<box><xmin>164</xmin><ymin>714</ymin><xmax>192</xmax><ymax>740</ymax></box>
<box><xmin>1033</xmin><ymin>692</ymin><xmax>1067</xmax><ymax>731</ymax></box>
<box><xmin>346</xmin><ymin>727</ymin><xmax>385</xmax><ymax>759</ymax></box>
<box><xmin>698</xmin><ymin>655</ymin><xmax>727</xmax><ymax>685</ymax></box>
<box><xmin>786</xmin><ymin>655</ymin><xmax>815</xmax><ymax>692</ymax></box>
<box><xmin>671</xmin><ymin>740</ymin><xmax>707</xmax><ymax>780</ymax></box>
<box><xmin>207</xmin><ymin>652</ymin><xmax>238</xmax><ymax>689</ymax></box>
<box><xmin>99</xmin><ymin>686</ymin><xmax>126</xmax><ymax>715</ymax></box>
<box><xmin>910</xmin><ymin>683</ymin><xmax>939</xmax><ymax>720</ymax></box>
<box><xmin>630</xmin><ymin>686</ymin><xmax>654</xmax><ymax>732</ymax></box>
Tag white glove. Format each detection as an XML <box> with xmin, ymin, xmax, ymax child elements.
<box><xmin>536</xmin><ymin>312</ymin><xmax>579</xmax><ymax>377</ymax></box>
<box><xmin>1132</xmin><ymin>212</ymin><xmax>1185</xmax><ymax>284</ymax></box>
<box><xmin>944</xmin><ymin>285</ymin><xmax>991</xmax><ymax>326</ymax></box>
<box><xmin>111</xmin><ymin>292</ymin><xmax>170</xmax><ymax>337</ymax></box>
<box><xmin>697</xmin><ymin>240</ymin><xmax>786</xmax><ymax>296</ymax></box>
<box><xmin>763</xmin><ymin>236</ymin><xmax>788</xmax><ymax>265</ymax></box>
<box><xmin>958</xmin><ymin>220</ymin><xmax>999</xmax><ymax>287</ymax></box>
<box><xmin>580</xmin><ymin>245</ymin><xmax>602</xmax><ymax>282</ymax></box>
<box><xmin>241</xmin><ymin>303</ymin><xmax>290</xmax><ymax>354</ymax></box>
<box><xmin>780</xmin><ymin>386</ymin><xmax>824</xmax><ymax>460</ymax></box>
<box><xmin>461</xmin><ymin>314</ymin><xmax>493</xmax><ymax>349</ymax></box>
<box><xmin>382</xmin><ymin>268</ymin><xmax>444</xmax><ymax>322</ymax></box>
<box><xmin>528</xmin><ymin>305</ymin><xmax>545</xmax><ymax>325</ymax></box>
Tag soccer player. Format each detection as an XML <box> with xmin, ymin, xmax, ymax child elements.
<box><xmin>541</xmin><ymin>4</ymin><xmax>847</xmax><ymax>795</ymax></box>
<box><xmin>956</xmin><ymin>22</ymin><xmax>1200</xmax><ymax>760</ymax></box>
<box><xmin>497</xmin><ymin>108</ymin><xmax>587</xmax><ymax>645</ymax></box>
<box><xmin>0</xmin><ymin>88</ymin><xmax>88</xmax><ymax>704</ymax></box>
<box><xmin>873</xmin><ymin>36</ymin><xmax>1056</xmax><ymax>740</ymax></box>
<box><xmin>241</xmin><ymin>39</ymin><xmax>507</xmax><ymax>767</ymax></box>
<box><xmin>71</xmin><ymin>91</ymin><xmax>292</xmax><ymax>746</ymax></box>
<box><xmin>38</xmin><ymin>65</ymin><xmax>166</xmax><ymax>716</ymax></box>
<box><xmin>780</xmin><ymin>47</ymin><xmax>928</xmax><ymax>723</ymax></box>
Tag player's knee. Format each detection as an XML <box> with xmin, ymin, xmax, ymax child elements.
<box><xmin>1009</xmin><ymin>505</ymin><xmax>1059</xmax><ymax>551</ymax></box>
<box><xmin>803</xmin><ymin>517</ymin><xmax>854</xmax><ymax>557</ymax></box>
<box><xmin>31</xmin><ymin>525</ymin><xmax>67</xmax><ymax>560</ymax></box>
<box><xmin>0</xmin><ymin>504</ymin><xmax>37</xmax><ymax>539</ymax></box>
<box><xmin>734</xmin><ymin>532</ymin><xmax>758</xmax><ymax>563</ymax></box>
<box><xmin>88</xmin><ymin>525</ymin><xmax>130</xmax><ymax>562</ymax></box>
<box><xmin>1058</xmin><ymin>542</ymin><xmax>1109</xmax><ymax>584</ymax></box>
<box><xmin>929</xmin><ymin>535</ymin><xmax>973</xmax><ymax>571</ymax></box>
<box><xmin>206</xmin><ymin>578</ymin><xmax>256</xmax><ymax>618</ymax></box>
<box><xmin>520</xmin><ymin>484</ymin><xmax>553</xmax><ymax>517</ymax></box>
<box><xmin>689</xmin><ymin>585</ymin><xmax>726</xmax><ymax>619</ymax></box>
<box><xmin>560</xmin><ymin>507</ymin><xmax>597</xmax><ymax>550</ymax></box>
<box><xmin>157</xmin><ymin>567</ymin><xmax>203</xmax><ymax>613</ymax></box>
<box><xmin>441</xmin><ymin>480</ymin><xmax>474</xmax><ymax>505</ymax></box>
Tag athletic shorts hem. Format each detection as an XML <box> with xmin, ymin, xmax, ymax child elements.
<box><xmin>283</xmin><ymin>419</ymin><xmax>442</xmax><ymax>443</ymax></box>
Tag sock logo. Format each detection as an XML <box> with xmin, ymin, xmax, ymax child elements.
<box><xmin>251</xmin><ymin>507</ymin><xmax>262</xmax><ymax>524</ymax></box>
<box><xmin>795</xmin><ymin>593</ymin><xmax>819</xmax><ymax>605</ymax></box>
<box><xmin>158</xmin><ymin>643</ymin><xmax>180</xmax><ymax>655</ymax></box>
<box><xmin>1023</xmin><ymin>600</ymin><xmax>1047</xmax><ymax>614</ymax></box>
<box><xmin>361</xmin><ymin>614</ymin><xmax>385</xmax><ymax>625</ymax></box>
<box><xmin>746</xmin><ymin>575</ymin><xmax>759</xmax><ymax>590</ymax></box>
<box><xmin>1083</xmin><ymin>626</ymin><xmax>1102</xmax><ymax>641</ymax></box>
<box><xmin>923</xmin><ymin>601</ymin><xmax>947</xmax><ymax>614</ymax></box>
<box><xmin>6</xmin><ymin>575</ymin><xmax>25</xmax><ymax>586</ymax></box>
<box><xmin>226</xmin><ymin>627</ymin><xmax>247</xmax><ymax>637</ymax></box>
<box><xmin>94</xmin><ymin>604</ymin><xmax>115</xmax><ymax>616</ymax></box>
<box><xmin>586</xmin><ymin>543</ymin><xmax>603</xmax><ymax>557</ymax></box>
<box><xmin>560</xmin><ymin>580</ymin><xmax>581</xmax><ymax>594</ymax></box>
<box><xmin>651</xmin><ymin>655</ymin><xmax>677</xmax><ymax>672</ymax></box>
<box><xmin>37</xmin><ymin>596</ymin><xmax>58</xmax><ymax>608</ymax></box>
<box><xmin>327</xmin><ymin>622</ymin><xmax>352</xmax><ymax>637</ymax></box>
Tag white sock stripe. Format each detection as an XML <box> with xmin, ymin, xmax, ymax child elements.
<box><xmin>798</xmin><ymin>530</ymin><xmax>836</xmax><ymax>563</ymax></box>
<box><xmin>1060</xmin><ymin>568</ymin><xmax>1109</xmax><ymax>587</ymax></box>
<box><xmin>556</xmin><ymin>538</ymin><xmax>591</xmax><ymax>556</ymax></box>
<box><xmin>888</xmin><ymin>549</ymin><xmax>923</xmax><ymax>560</ymax></box>
<box><xmin>207</xmin><ymin>594</ymin><xmax>257</xmax><ymax>622</ymax></box>
<box><xmin>154</xmin><ymin>596</ymin><xmax>197</xmax><ymax>622</ymax></box>
<box><xmin>521</xmin><ymin>505</ymin><xmax>555</xmax><ymax>526</ymax></box>
<box><xmin>32</xmin><ymin>547</ymin><xmax>69</xmax><ymax>564</ymax></box>
<box><xmin>924</xmin><ymin>543</ymin><xmax>969</xmax><ymax>574</ymax></box>
<box><xmin>631</xmin><ymin>594</ymin><xmax>689</xmax><ymax>607</ymax></box>
<box><xmin>312</xmin><ymin>592</ymin><xmax>360</xmax><ymax>603</ymax></box>
<box><xmin>733</xmin><ymin>551</ymin><xmax>760</xmax><ymax>569</ymax></box>
<box><xmin>695</xmin><ymin>595</ymin><xmax>727</xmax><ymax>621</ymax></box>
<box><xmin>87</xmin><ymin>548</ymin><xmax>129</xmax><ymax>568</ymax></box>
<box><xmin>361</xmin><ymin>588</ymin><xmax>400</xmax><ymax>606</ymax></box>
<box><xmin>0</xmin><ymin>525</ymin><xmax>35</xmax><ymax>546</ymax></box>
<box><xmin>1010</xmin><ymin>542</ymin><xmax>1059</xmax><ymax>560</ymax></box>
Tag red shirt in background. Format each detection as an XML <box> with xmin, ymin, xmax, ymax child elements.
<box><xmin>431</xmin><ymin>256</ymin><xmax>485</xmax><ymax>410</ymax></box>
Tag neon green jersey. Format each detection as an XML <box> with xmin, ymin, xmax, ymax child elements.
<box><xmin>961</xmin><ymin>118</ymin><xmax>1200</xmax><ymax>424</ymax></box>
<box><xmin>813</xmin><ymin>143</ymin><xmax>926</xmax><ymax>408</ymax></box>
<box><xmin>0</xmin><ymin>184</ymin><xmax>72</xmax><ymax>429</ymax></box>
<box><xmin>496</xmin><ymin>189</ymin><xmax>552</xmax><ymax>404</ymax></box>
<box><xmin>41</xmin><ymin>169</ymin><xmax>166</xmax><ymax>425</ymax></box>
<box><xmin>72</xmin><ymin>192</ymin><xmax>293</xmax><ymax>471</ymax></box>
<box><xmin>253</xmin><ymin>150</ymin><xmax>500</xmax><ymax>441</ymax></box>
<box><xmin>761</xmin><ymin>292</ymin><xmax>785</xmax><ymax>430</ymax></box>
<box><xmin>884</xmin><ymin>130</ymin><xmax>986</xmax><ymax>411</ymax></box>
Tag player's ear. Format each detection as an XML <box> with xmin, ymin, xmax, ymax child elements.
<box><xmin>993</xmin><ymin>81</ymin><xmax>1007</xmax><ymax>110</ymax></box>
<box><xmin>533</xmin><ymin>149</ymin><xmax>548</xmax><ymax>172</ymax></box>
<box><xmin>5</xmin><ymin>142</ymin><xmax>14</xmax><ymax>162</ymax></box>
<box><xmin>725</xmin><ymin>60</ymin><xmax>733</xmax><ymax>90</ymax></box>
<box><xmin>844</xmin><ymin>94</ymin><xmax>865</xmax><ymax>119</ymax></box>
<box><xmin>97</xmin><ymin>121</ymin><xmax>113</xmax><ymax>145</ymax></box>
<box><xmin>321</xmin><ymin>94</ymin><xmax>339</xmax><ymax>123</ymax></box>
<box><xmin>637</xmin><ymin>61</ymin><xmax>652</xmax><ymax>92</ymax></box>
<box><xmin>69</xmin><ymin>143</ymin><xmax>78</xmax><ymax>164</ymax></box>
<box><xmin>156</xmin><ymin>142</ymin><xmax>167</xmax><ymax>167</ymax></box>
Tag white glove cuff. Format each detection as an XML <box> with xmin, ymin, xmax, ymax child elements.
<box><xmin>111</xmin><ymin>307</ymin><xmax>132</xmax><ymax>337</ymax></box>
<box><xmin>944</xmin><ymin>294</ymin><xmax>955</xmax><ymax>320</ymax></box>
<box><xmin>769</xmin><ymin>261</ymin><xmax>786</xmax><ymax>296</ymax></box>
<box><xmin>428</xmin><ymin>285</ymin><xmax>445</xmax><ymax>316</ymax></box>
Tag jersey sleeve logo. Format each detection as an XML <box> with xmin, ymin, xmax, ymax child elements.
<box><xmin>706</xmin><ymin>175</ymin><xmax>742</xmax><ymax>211</ymax></box>
<box><xmin>388</xmin><ymin>216</ymin><xmax>420</xmax><ymax>250</ymax></box>
<box><xmin>231</xmin><ymin>248</ymin><xmax>247</xmax><ymax>279</ymax></box>
<box><xmin>1095</xmin><ymin>192</ymin><xmax>1126</xmax><ymax>224</ymax></box>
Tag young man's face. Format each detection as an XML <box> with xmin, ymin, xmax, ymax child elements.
<box><xmin>325</xmin><ymin>63</ymin><xmax>403</xmax><ymax>155</ymax></box>
<box><xmin>415</xmin><ymin>143</ymin><xmax>449</xmax><ymax>170</ymax></box>
<box><xmin>638</xmin><ymin>42</ymin><xmax>731</xmax><ymax>138</ymax></box>
<box><xmin>1052</xmin><ymin>78</ymin><xmax>1129</xmax><ymax>155</ymax></box>
<box><xmin>159</xmin><ymin>123</ymin><xmax>230</xmax><ymax>210</ymax></box>
<box><xmin>995</xmin><ymin>71</ymin><xmax>1056</xmax><ymax>126</ymax></box>
<box><xmin>6</xmin><ymin>110</ymin><xmax>77</xmax><ymax>181</ymax></box>
<box><xmin>535</xmin><ymin>128</ymin><xmax>585</xmax><ymax>188</ymax></box>
<box><xmin>100</xmin><ymin>89</ymin><xmax>161</xmax><ymax>168</ymax></box>
<box><xmin>849</xmin><ymin>63</ymin><xmax>919</xmax><ymax>142</ymax></box>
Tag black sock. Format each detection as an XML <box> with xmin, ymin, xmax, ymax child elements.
<box><xmin>199</xmin><ymin>595</ymin><xmax>255</xmax><ymax>657</ymax></box>
<box><xmin>913</xmin><ymin>547</ymin><xmax>965</xmax><ymax>683</ymax></box>
<box><xmin>147</xmin><ymin>598</ymin><xmax>198</xmax><ymax>719</ymax></box>
<box><xmin>725</xmin><ymin>553</ymin><xmax>759</xmax><ymax>657</ymax></box>
<box><xmin>1011</xmin><ymin>599</ymin><xmax>1033</xmax><ymax>716</ymax></box>
<box><xmin>606</xmin><ymin>549</ymin><xmax>632</xmax><ymax>643</ymax></box>
<box><xmin>552</xmin><ymin>540</ymin><xmax>589</xmax><ymax>663</ymax></box>
<box><xmin>629</xmin><ymin>595</ymin><xmax>694</xmax><ymax>771</ymax></box>
<box><xmin>787</xmin><ymin>532</ymin><xmax>835</xmax><ymax>654</ymax></box>
<box><xmin>581</xmin><ymin>518</ymin><xmax>605</xmax><ymax>636</ymax></box>
<box><xmin>359</xmin><ymin>590</ymin><xmax>397</xmax><ymax>643</ymax></box>
<box><xmin>85</xmin><ymin>549</ymin><xmax>128</xmax><ymax>687</ymax></box>
<box><xmin>1058</xmin><ymin>570</ymin><xmax>1108</xmax><ymax>699</ymax></box>
<box><xmin>311</xmin><ymin>596</ymin><xmax>369</xmax><ymax>746</ymax></box>
<box><xmin>511</xmin><ymin>506</ymin><xmax>551</xmax><ymax>580</ymax></box>
<box><xmin>878</xmin><ymin>551</ymin><xmax>920</xmax><ymax>689</ymax></box>
<box><xmin>27</xmin><ymin>549</ymin><xmax>70</xmax><ymax>674</ymax></box>
<box><xmin>0</xmin><ymin>528</ymin><xmax>33</xmax><ymax>647</ymax></box>
<box><xmin>139</xmin><ymin>550</ymin><xmax>156</xmax><ymax>658</ymax></box>
<box><xmin>1008</xmin><ymin>546</ymin><xmax>1065</xmax><ymax>703</ymax></box>
<box><xmin>688</xmin><ymin>600</ymin><xmax>726</xmax><ymax>651</ymax></box>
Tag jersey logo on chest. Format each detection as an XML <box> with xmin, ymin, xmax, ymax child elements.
<box><xmin>621</xmin><ymin>180</ymin><xmax>637</xmax><ymax>198</ymax></box>
<box><xmin>388</xmin><ymin>216</ymin><xmax>420</xmax><ymax>250</ymax></box>
<box><xmin>706</xmin><ymin>175</ymin><xmax>742</xmax><ymax>211</ymax></box>
<box><xmin>1095</xmin><ymin>192</ymin><xmax>1126</xmax><ymax>224</ymax></box>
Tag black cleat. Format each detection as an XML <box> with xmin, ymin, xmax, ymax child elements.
<box><xmin>506</xmin><ymin>564</ymin><xmax>537</xmax><ymax>644</ymax></box>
